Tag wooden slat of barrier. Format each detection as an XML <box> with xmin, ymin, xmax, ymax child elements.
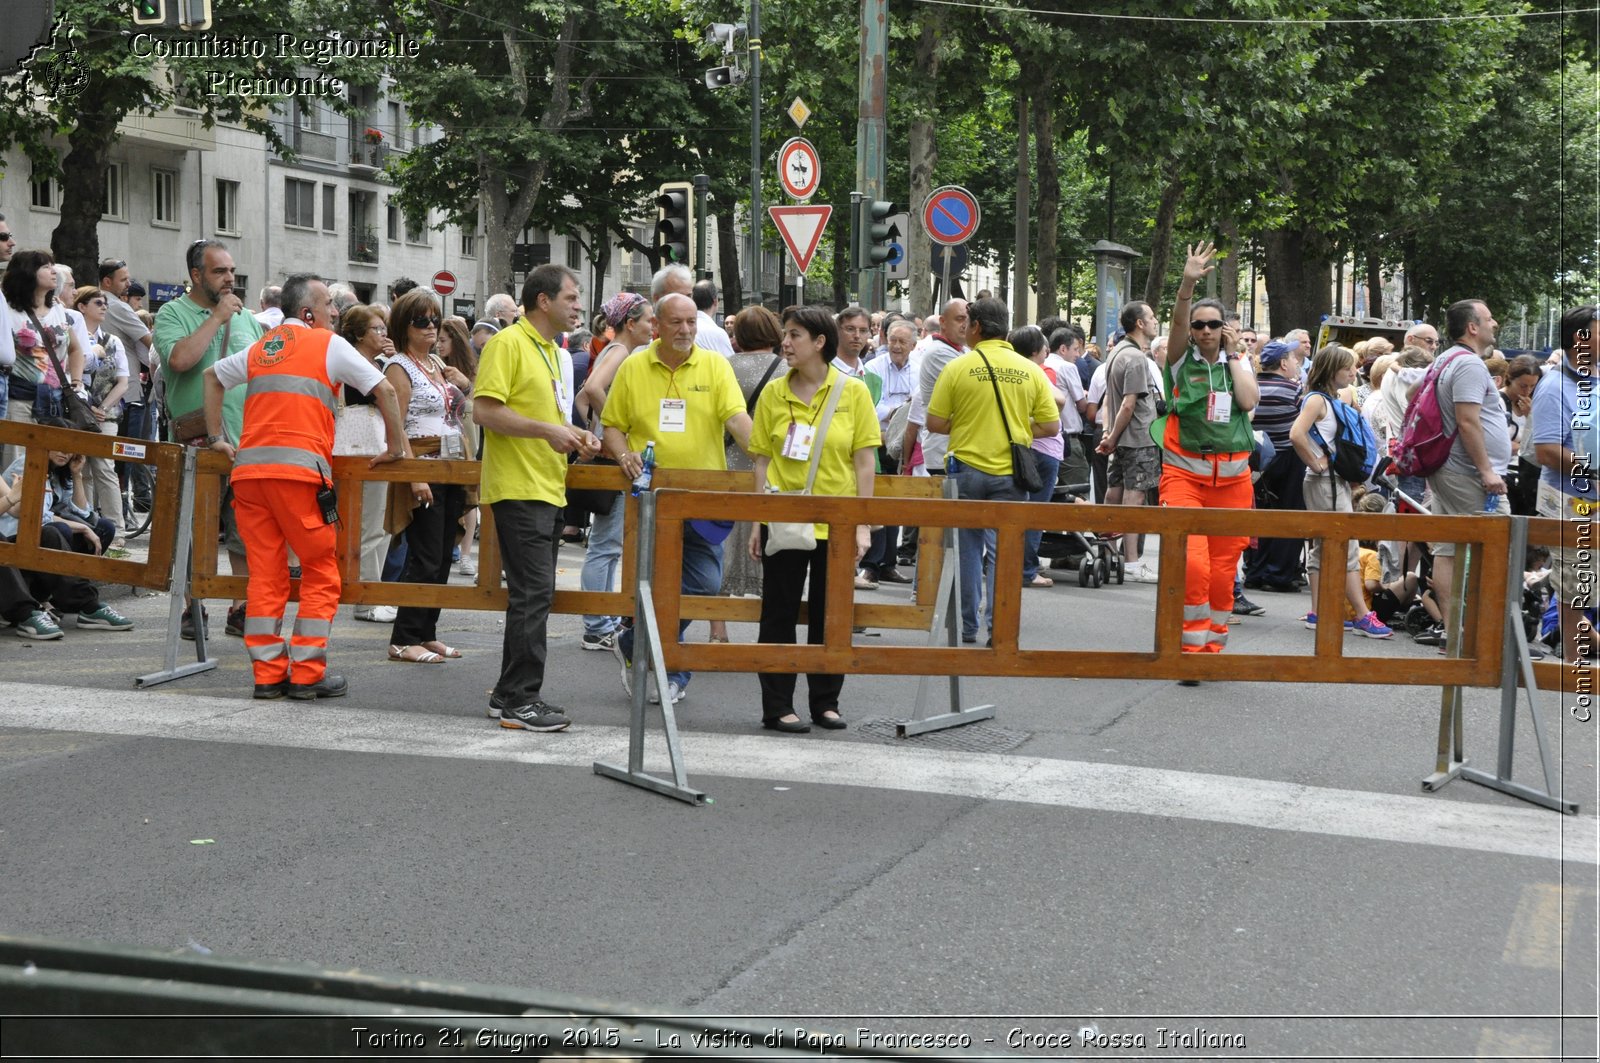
<box><xmin>1524</xmin><ymin>515</ymin><xmax>1598</xmax><ymax>692</ymax></box>
<box><xmin>652</xmin><ymin>489</ymin><xmax>1513</xmax><ymax>688</ymax></box>
<box><xmin>0</xmin><ymin>421</ymin><xmax>183</xmax><ymax>591</ymax></box>
<box><xmin>989</xmin><ymin>525</ymin><xmax>1024</xmax><ymax>654</ymax></box>
<box><xmin>1153</xmin><ymin>528</ymin><xmax>1186</xmax><ymax>659</ymax></box>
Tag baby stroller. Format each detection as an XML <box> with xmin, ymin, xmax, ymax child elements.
<box><xmin>1037</xmin><ymin>481</ymin><xmax>1124</xmax><ymax>588</ymax></box>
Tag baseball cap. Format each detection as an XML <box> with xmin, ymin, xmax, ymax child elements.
<box><xmin>1258</xmin><ymin>339</ymin><xmax>1295</xmax><ymax>367</ymax></box>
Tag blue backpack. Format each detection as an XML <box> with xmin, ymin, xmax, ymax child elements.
<box><xmin>1310</xmin><ymin>391</ymin><xmax>1378</xmax><ymax>483</ymax></box>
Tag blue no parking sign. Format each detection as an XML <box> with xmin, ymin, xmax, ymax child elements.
<box><xmin>922</xmin><ymin>186</ymin><xmax>981</xmax><ymax>247</ymax></box>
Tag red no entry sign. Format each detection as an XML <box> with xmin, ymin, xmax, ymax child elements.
<box><xmin>432</xmin><ymin>270</ymin><xmax>457</xmax><ymax>296</ymax></box>
<box><xmin>923</xmin><ymin>185</ymin><xmax>980</xmax><ymax>247</ymax></box>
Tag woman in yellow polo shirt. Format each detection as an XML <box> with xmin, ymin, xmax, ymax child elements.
<box><xmin>747</xmin><ymin>305</ymin><xmax>880</xmax><ymax>733</ymax></box>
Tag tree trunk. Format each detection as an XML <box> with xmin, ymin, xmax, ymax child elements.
<box><xmin>1141</xmin><ymin>159</ymin><xmax>1184</xmax><ymax>307</ymax></box>
<box><xmin>996</xmin><ymin>246</ymin><xmax>1009</xmax><ymax>306</ymax></box>
<box><xmin>907</xmin><ymin>10</ymin><xmax>942</xmax><ymax>319</ymax></box>
<box><xmin>1217</xmin><ymin>215</ymin><xmax>1240</xmax><ymax>314</ymax></box>
<box><xmin>1261</xmin><ymin>224</ymin><xmax>1333</xmax><ymax>336</ymax></box>
<box><xmin>715</xmin><ymin>204</ymin><xmax>742</xmax><ymax>309</ymax></box>
<box><xmin>1365</xmin><ymin>248</ymin><xmax>1383</xmax><ymax>318</ymax></box>
<box><xmin>589</xmin><ymin>224</ymin><xmax>610</xmax><ymax>309</ymax></box>
<box><xmin>51</xmin><ymin>109</ymin><xmax>120</xmax><ymax>281</ymax></box>
<box><xmin>1032</xmin><ymin>77</ymin><xmax>1059</xmax><ymax>320</ymax></box>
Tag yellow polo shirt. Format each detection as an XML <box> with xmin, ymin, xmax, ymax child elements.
<box><xmin>927</xmin><ymin>338</ymin><xmax>1058</xmax><ymax>475</ymax></box>
<box><xmin>600</xmin><ymin>340</ymin><xmax>745</xmax><ymax>469</ymax></box>
<box><xmin>474</xmin><ymin>318</ymin><xmax>568</xmax><ymax>507</ymax></box>
<box><xmin>750</xmin><ymin>364</ymin><xmax>881</xmax><ymax>539</ymax></box>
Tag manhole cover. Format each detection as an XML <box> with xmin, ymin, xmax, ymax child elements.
<box><xmin>855</xmin><ymin>718</ymin><xmax>1031</xmax><ymax>754</ymax></box>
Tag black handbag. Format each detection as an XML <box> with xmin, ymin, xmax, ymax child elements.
<box><xmin>975</xmin><ymin>349</ymin><xmax>1043</xmax><ymax>495</ymax></box>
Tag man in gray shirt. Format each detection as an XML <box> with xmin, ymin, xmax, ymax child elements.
<box><xmin>1095</xmin><ymin>300</ymin><xmax>1162</xmax><ymax>582</ymax></box>
<box><xmin>97</xmin><ymin>259</ymin><xmax>152</xmax><ymax>371</ymax></box>
<box><xmin>1425</xmin><ymin>298</ymin><xmax>1509</xmax><ymax>648</ymax></box>
<box><xmin>910</xmin><ymin>298</ymin><xmax>970</xmax><ymax>473</ymax></box>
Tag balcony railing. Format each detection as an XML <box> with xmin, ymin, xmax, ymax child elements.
<box><xmin>349</xmin><ymin>229</ymin><xmax>379</xmax><ymax>265</ymax></box>
<box><xmin>293</xmin><ymin>126</ymin><xmax>336</xmax><ymax>162</ymax></box>
<box><xmin>350</xmin><ymin>142</ymin><xmax>386</xmax><ymax>171</ymax></box>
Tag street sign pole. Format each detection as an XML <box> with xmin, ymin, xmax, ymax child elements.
<box><xmin>856</xmin><ymin>0</ymin><xmax>887</xmax><ymax>312</ymax></box>
<box><xmin>748</xmin><ymin>0</ymin><xmax>763</xmax><ymax>308</ymax></box>
<box><xmin>848</xmin><ymin>192</ymin><xmax>863</xmax><ymax>305</ymax></box>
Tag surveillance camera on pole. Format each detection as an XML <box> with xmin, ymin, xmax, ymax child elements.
<box><xmin>705</xmin><ymin>22</ymin><xmax>746</xmax><ymax>54</ymax></box>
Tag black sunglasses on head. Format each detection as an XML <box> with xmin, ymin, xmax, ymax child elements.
<box><xmin>1190</xmin><ymin>319</ymin><xmax>1225</xmax><ymax>330</ymax></box>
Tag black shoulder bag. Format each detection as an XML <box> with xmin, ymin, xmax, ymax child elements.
<box><xmin>28</xmin><ymin>309</ymin><xmax>99</xmax><ymax>433</ymax></box>
<box><xmin>975</xmin><ymin>349</ymin><xmax>1043</xmax><ymax>494</ymax></box>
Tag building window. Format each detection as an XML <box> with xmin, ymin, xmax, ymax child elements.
<box><xmin>152</xmin><ymin>169</ymin><xmax>178</xmax><ymax>226</ymax></box>
<box><xmin>405</xmin><ymin>213</ymin><xmax>429</xmax><ymax>246</ymax></box>
<box><xmin>386</xmin><ymin>101</ymin><xmax>405</xmax><ymax>150</ymax></box>
<box><xmin>103</xmin><ymin>164</ymin><xmax>125</xmax><ymax>221</ymax></box>
<box><xmin>460</xmin><ymin>229</ymin><xmax>476</xmax><ymax>258</ymax></box>
<box><xmin>321</xmin><ymin>184</ymin><xmax>335</xmax><ymax>232</ymax></box>
<box><xmin>284</xmin><ymin>178</ymin><xmax>316</xmax><ymax>229</ymax></box>
<box><xmin>567</xmin><ymin>238</ymin><xmax>582</xmax><ymax>270</ymax></box>
<box><xmin>215</xmin><ymin>179</ymin><xmax>239</xmax><ymax>235</ymax></box>
<box><xmin>386</xmin><ymin>202</ymin><xmax>400</xmax><ymax>242</ymax></box>
<box><xmin>296</xmin><ymin>99</ymin><xmax>321</xmax><ymax>132</ymax></box>
<box><xmin>30</xmin><ymin>167</ymin><xmax>58</xmax><ymax>212</ymax></box>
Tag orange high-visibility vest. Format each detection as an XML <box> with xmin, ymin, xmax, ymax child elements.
<box><xmin>231</xmin><ymin>325</ymin><xmax>338</xmax><ymax>485</ymax></box>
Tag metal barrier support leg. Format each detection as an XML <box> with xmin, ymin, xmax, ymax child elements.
<box><xmin>593</xmin><ymin>490</ymin><xmax>707</xmax><ymax>805</ymax></box>
<box><xmin>1454</xmin><ymin>517</ymin><xmax>1579</xmax><ymax>814</ymax></box>
<box><xmin>136</xmin><ymin>449</ymin><xmax>218</xmax><ymax>688</ymax></box>
<box><xmin>900</xmin><ymin>478</ymin><xmax>996</xmax><ymax>738</ymax></box>
<box><xmin>1423</xmin><ymin>541</ymin><xmax>1472</xmax><ymax>791</ymax></box>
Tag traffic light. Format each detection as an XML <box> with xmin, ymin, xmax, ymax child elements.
<box><xmin>856</xmin><ymin>198</ymin><xmax>897</xmax><ymax>272</ymax></box>
<box><xmin>655</xmin><ymin>180</ymin><xmax>694</xmax><ymax>269</ymax></box>
<box><xmin>130</xmin><ymin>0</ymin><xmax>211</xmax><ymax>29</ymax></box>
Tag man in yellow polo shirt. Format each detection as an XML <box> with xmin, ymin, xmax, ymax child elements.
<box><xmin>473</xmin><ymin>264</ymin><xmax>600</xmax><ymax>732</ymax></box>
<box><xmin>926</xmin><ymin>297</ymin><xmax>1060</xmax><ymax>644</ymax></box>
<box><xmin>602</xmin><ymin>291</ymin><xmax>751</xmax><ymax>705</ymax></box>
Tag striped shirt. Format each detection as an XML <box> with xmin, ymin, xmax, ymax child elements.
<box><xmin>1253</xmin><ymin>373</ymin><xmax>1303</xmax><ymax>449</ymax></box>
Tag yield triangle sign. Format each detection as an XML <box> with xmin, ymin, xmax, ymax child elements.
<box><xmin>769</xmin><ymin>205</ymin><xmax>832</xmax><ymax>274</ymax></box>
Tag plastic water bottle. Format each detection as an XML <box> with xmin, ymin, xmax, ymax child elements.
<box><xmin>630</xmin><ymin>441</ymin><xmax>655</xmax><ymax>496</ymax></box>
<box><xmin>1483</xmin><ymin>492</ymin><xmax>1500</xmax><ymax>514</ymax></box>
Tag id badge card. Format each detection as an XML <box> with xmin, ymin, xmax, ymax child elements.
<box><xmin>1206</xmin><ymin>391</ymin><xmax>1232</xmax><ymax>424</ymax></box>
<box><xmin>659</xmin><ymin>398</ymin><xmax>687</xmax><ymax>432</ymax></box>
<box><xmin>441</xmin><ymin>434</ymin><xmax>466</xmax><ymax>460</ymax></box>
<box><xmin>783</xmin><ymin>422</ymin><xmax>816</xmax><ymax>461</ymax></box>
<box><xmin>553</xmin><ymin>380</ymin><xmax>572</xmax><ymax>422</ymax></box>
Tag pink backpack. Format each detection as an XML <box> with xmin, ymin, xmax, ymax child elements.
<box><xmin>1394</xmin><ymin>349</ymin><xmax>1470</xmax><ymax>478</ymax></box>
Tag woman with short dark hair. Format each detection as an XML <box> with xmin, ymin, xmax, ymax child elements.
<box><xmin>3</xmin><ymin>250</ymin><xmax>86</xmax><ymax>467</ymax></box>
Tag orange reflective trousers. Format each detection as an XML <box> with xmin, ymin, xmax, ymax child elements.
<box><xmin>1159</xmin><ymin>467</ymin><xmax>1254</xmax><ymax>654</ymax></box>
<box><xmin>231</xmin><ymin>479</ymin><xmax>341</xmax><ymax>685</ymax></box>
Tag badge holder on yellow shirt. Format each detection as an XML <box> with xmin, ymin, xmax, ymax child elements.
<box><xmin>762</xmin><ymin>377</ymin><xmax>845</xmax><ymax>556</ymax></box>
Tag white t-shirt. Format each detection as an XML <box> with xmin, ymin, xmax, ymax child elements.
<box><xmin>695</xmin><ymin>311</ymin><xmax>735</xmax><ymax>358</ymax></box>
<box><xmin>212</xmin><ymin>323</ymin><xmax>384</xmax><ymax>395</ymax></box>
<box><xmin>1044</xmin><ymin>352</ymin><xmax>1087</xmax><ymax>435</ymax></box>
<box><xmin>1087</xmin><ymin>362</ymin><xmax>1110</xmax><ymax>427</ymax></box>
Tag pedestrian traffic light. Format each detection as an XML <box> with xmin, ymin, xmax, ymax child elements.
<box><xmin>132</xmin><ymin>0</ymin><xmax>165</xmax><ymax>25</ymax></box>
<box><xmin>130</xmin><ymin>0</ymin><xmax>211</xmax><ymax>29</ymax></box>
<box><xmin>856</xmin><ymin>198</ymin><xmax>897</xmax><ymax>272</ymax></box>
<box><xmin>655</xmin><ymin>180</ymin><xmax>695</xmax><ymax>269</ymax></box>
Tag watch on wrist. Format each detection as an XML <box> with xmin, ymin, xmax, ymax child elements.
<box><xmin>204</xmin><ymin>434</ymin><xmax>222</xmax><ymax>445</ymax></box>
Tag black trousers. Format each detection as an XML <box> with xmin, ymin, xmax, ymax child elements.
<box><xmin>1</xmin><ymin>527</ymin><xmax>99</xmax><ymax>618</ymax></box>
<box><xmin>1244</xmin><ymin>447</ymin><xmax>1307</xmax><ymax>586</ymax></box>
<box><xmin>491</xmin><ymin>499</ymin><xmax>562</xmax><ymax>706</ymax></box>
<box><xmin>391</xmin><ymin>482</ymin><xmax>468</xmax><ymax>646</ymax></box>
<box><xmin>862</xmin><ymin>451</ymin><xmax>900</xmax><ymax>573</ymax></box>
<box><xmin>757</xmin><ymin>531</ymin><xmax>844</xmax><ymax>721</ymax></box>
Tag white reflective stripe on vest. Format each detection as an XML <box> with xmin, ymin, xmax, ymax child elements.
<box><xmin>233</xmin><ymin>445</ymin><xmax>330</xmax><ymax>478</ymax></box>
<box><xmin>246</xmin><ymin>374</ymin><xmax>338</xmax><ymax>417</ymax></box>
<box><xmin>1163</xmin><ymin>448</ymin><xmax>1251</xmax><ymax>479</ymax></box>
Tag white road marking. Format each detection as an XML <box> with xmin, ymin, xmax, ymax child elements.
<box><xmin>0</xmin><ymin>682</ymin><xmax>1593</xmax><ymax>864</ymax></box>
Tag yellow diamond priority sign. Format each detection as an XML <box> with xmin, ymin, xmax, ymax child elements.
<box><xmin>787</xmin><ymin>97</ymin><xmax>811</xmax><ymax>130</ymax></box>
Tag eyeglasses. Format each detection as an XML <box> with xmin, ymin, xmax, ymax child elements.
<box><xmin>414</xmin><ymin>316</ymin><xmax>441</xmax><ymax>329</ymax></box>
<box><xmin>369</xmin><ymin>325</ymin><xmax>388</xmax><ymax>335</ymax></box>
<box><xmin>1190</xmin><ymin>319</ymin><xmax>1225</xmax><ymax>330</ymax></box>
<box><xmin>0</xmin><ymin>232</ymin><xmax>13</xmax><ymax>242</ymax></box>
<box><xmin>85</xmin><ymin>299</ymin><xmax>107</xmax><ymax>307</ymax></box>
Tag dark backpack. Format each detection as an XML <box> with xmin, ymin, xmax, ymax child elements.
<box><xmin>1309</xmin><ymin>391</ymin><xmax>1378</xmax><ymax>484</ymax></box>
<box><xmin>1394</xmin><ymin>349</ymin><xmax>1471</xmax><ymax>478</ymax></box>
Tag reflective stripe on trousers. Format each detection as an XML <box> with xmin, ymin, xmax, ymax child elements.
<box><xmin>244</xmin><ymin>616</ymin><xmax>287</xmax><ymax>672</ymax></box>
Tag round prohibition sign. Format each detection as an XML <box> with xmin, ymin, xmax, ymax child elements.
<box><xmin>923</xmin><ymin>185</ymin><xmax>981</xmax><ymax>246</ymax></box>
<box><xmin>778</xmin><ymin>137</ymin><xmax>821</xmax><ymax>201</ymax></box>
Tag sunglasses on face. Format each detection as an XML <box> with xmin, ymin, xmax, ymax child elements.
<box><xmin>1190</xmin><ymin>319</ymin><xmax>1225</xmax><ymax>330</ymax></box>
<box><xmin>0</xmin><ymin>232</ymin><xmax>13</xmax><ymax>241</ymax></box>
<box><xmin>413</xmin><ymin>316</ymin><xmax>441</xmax><ymax>329</ymax></box>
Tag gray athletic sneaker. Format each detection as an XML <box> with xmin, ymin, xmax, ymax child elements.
<box><xmin>76</xmin><ymin>604</ymin><xmax>134</xmax><ymax>630</ymax></box>
<box><xmin>15</xmin><ymin>610</ymin><xmax>63</xmax><ymax>640</ymax></box>
<box><xmin>499</xmin><ymin>701</ymin><xmax>571</xmax><ymax>732</ymax></box>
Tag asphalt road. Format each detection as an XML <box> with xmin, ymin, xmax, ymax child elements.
<box><xmin>1</xmin><ymin>546</ymin><xmax>1596</xmax><ymax>1059</ymax></box>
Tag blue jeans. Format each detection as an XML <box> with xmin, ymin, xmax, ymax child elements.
<box><xmin>1022</xmin><ymin>452</ymin><xmax>1061</xmax><ymax>582</ymax></box>
<box><xmin>580</xmin><ymin>496</ymin><xmax>625</xmax><ymax>636</ymax></box>
<box><xmin>949</xmin><ymin>456</ymin><xmax>1022</xmax><ymax>638</ymax></box>
<box><xmin>620</xmin><ymin>522</ymin><xmax>724</xmax><ymax>690</ymax></box>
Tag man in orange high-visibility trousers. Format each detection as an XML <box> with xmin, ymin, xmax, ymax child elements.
<box><xmin>1155</xmin><ymin>243</ymin><xmax>1259</xmax><ymax>670</ymax></box>
<box><xmin>202</xmin><ymin>275</ymin><xmax>408</xmax><ymax>700</ymax></box>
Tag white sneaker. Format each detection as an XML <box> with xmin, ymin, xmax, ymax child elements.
<box><xmin>364</xmin><ymin>604</ymin><xmax>398</xmax><ymax>623</ymax></box>
<box><xmin>1125</xmin><ymin>562</ymin><xmax>1160</xmax><ymax>584</ymax></box>
<box><xmin>456</xmin><ymin>558</ymin><xmax>477</xmax><ymax>577</ymax></box>
<box><xmin>648</xmin><ymin>680</ymin><xmax>686</xmax><ymax>706</ymax></box>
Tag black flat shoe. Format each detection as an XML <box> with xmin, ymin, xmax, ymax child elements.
<box><xmin>762</xmin><ymin>717</ymin><xmax>811</xmax><ymax>733</ymax></box>
<box><xmin>812</xmin><ymin>713</ymin><xmax>847</xmax><ymax>730</ymax></box>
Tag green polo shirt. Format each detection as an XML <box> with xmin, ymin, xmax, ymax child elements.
<box><xmin>155</xmin><ymin>295</ymin><xmax>262</xmax><ymax>442</ymax></box>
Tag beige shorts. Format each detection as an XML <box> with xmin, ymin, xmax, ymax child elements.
<box><xmin>1426</xmin><ymin>466</ymin><xmax>1509</xmax><ymax>558</ymax></box>
<box><xmin>1302</xmin><ymin>472</ymin><xmax>1359</xmax><ymax>572</ymax></box>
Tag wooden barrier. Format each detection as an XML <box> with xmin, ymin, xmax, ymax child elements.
<box><xmin>0</xmin><ymin>421</ymin><xmax>185</xmax><ymax>592</ymax></box>
<box><xmin>1525</xmin><ymin>514</ymin><xmax>1597</xmax><ymax>694</ymax></box>
<box><xmin>649</xmin><ymin>489</ymin><xmax>1515</xmax><ymax>687</ymax></box>
<box><xmin>187</xmin><ymin>453</ymin><xmax>947</xmax><ymax>626</ymax></box>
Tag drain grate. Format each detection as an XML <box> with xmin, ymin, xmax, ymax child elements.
<box><xmin>855</xmin><ymin>717</ymin><xmax>1032</xmax><ymax>754</ymax></box>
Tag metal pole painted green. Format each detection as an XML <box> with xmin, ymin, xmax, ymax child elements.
<box><xmin>748</xmin><ymin>0</ymin><xmax>763</xmax><ymax>308</ymax></box>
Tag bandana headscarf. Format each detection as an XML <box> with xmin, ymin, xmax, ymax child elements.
<box><xmin>601</xmin><ymin>292</ymin><xmax>646</xmax><ymax>329</ymax></box>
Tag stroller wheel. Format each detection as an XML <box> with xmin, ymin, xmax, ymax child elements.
<box><xmin>1079</xmin><ymin>556</ymin><xmax>1092</xmax><ymax>587</ymax></box>
<box><xmin>1113</xmin><ymin>555</ymin><xmax>1125</xmax><ymax>585</ymax></box>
